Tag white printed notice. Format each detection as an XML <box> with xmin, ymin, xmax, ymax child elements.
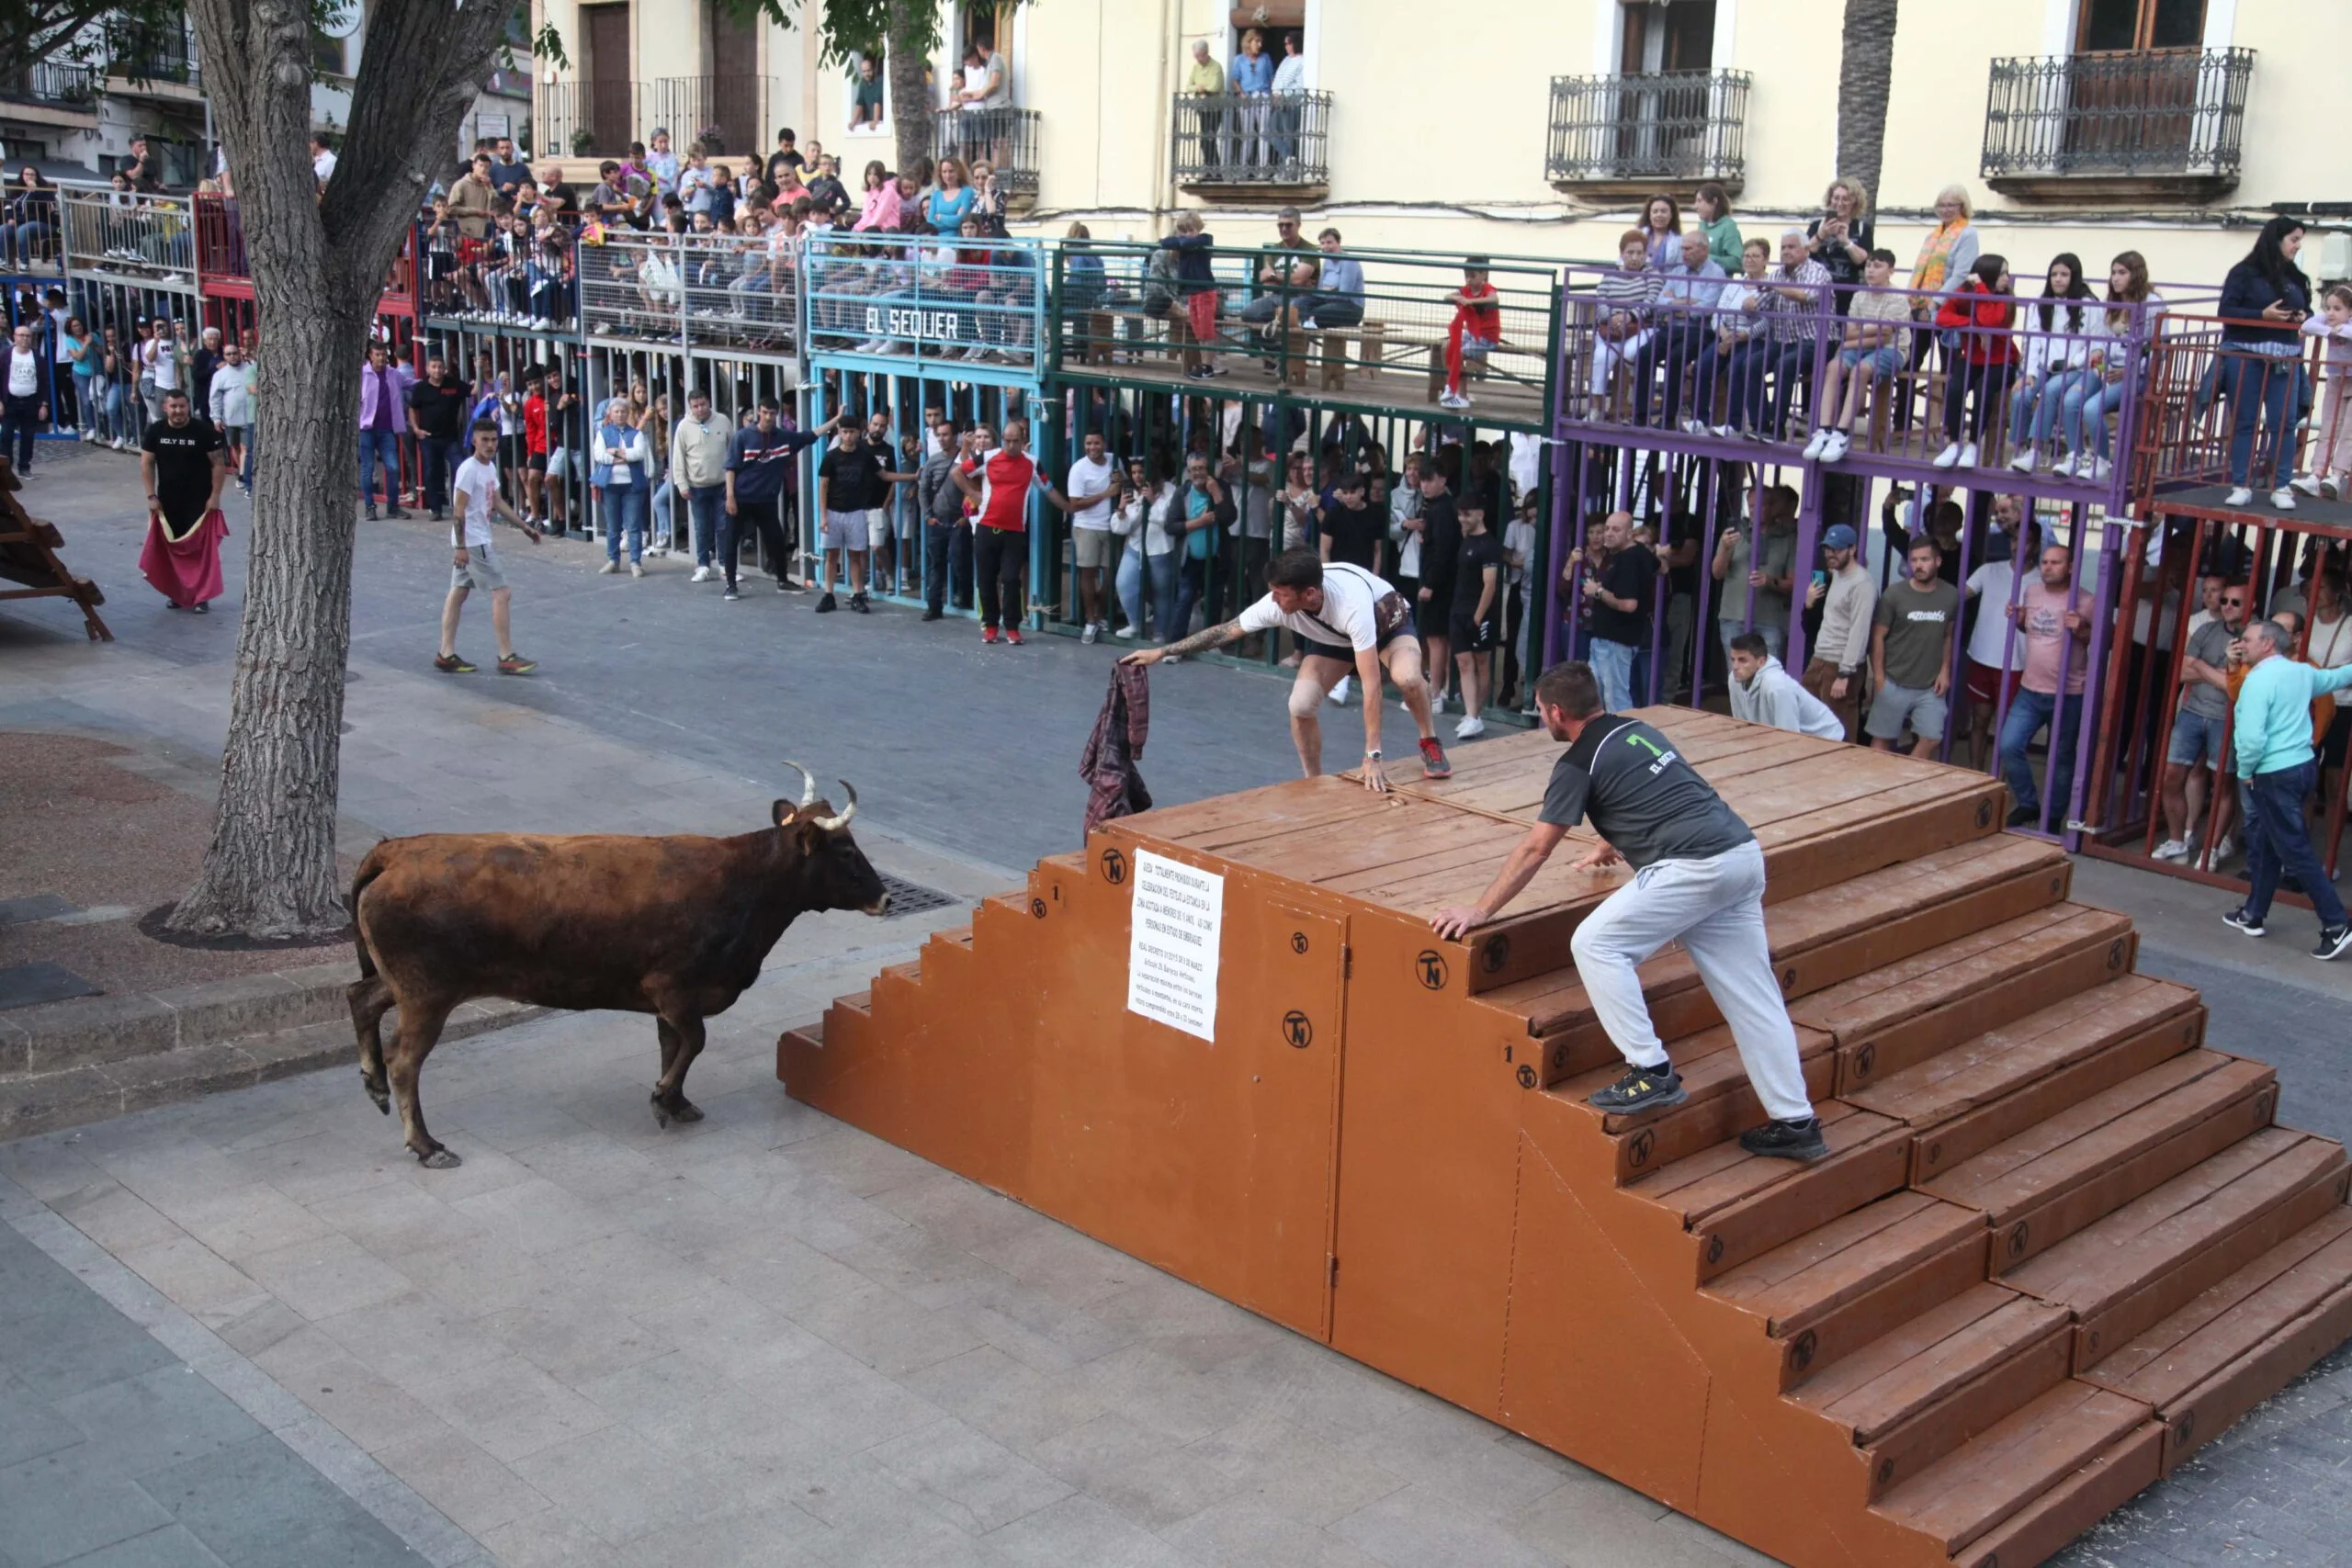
<box><xmin>1125</xmin><ymin>850</ymin><xmax>1224</xmax><ymax>1042</ymax></box>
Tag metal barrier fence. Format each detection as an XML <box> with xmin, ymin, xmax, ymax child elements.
<box><xmin>1544</xmin><ymin>71</ymin><xmax>1750</xmax><ymax>187</ymax></box>
<box><xmin>1051</xmin><ymin>241</ymin><xmax>1558</xmax><ymax>430</ymax></box>
<box><xmin>1553</xmin><ymin>265</ymin><xmax>2165</xmax><ymax>511</ymax></box>
<box><xmin>2129</xmin><ymin>312</ymin><xmax>2323</xmax><ymax>500</ymax></box>
<box><xmin>580</xmin><ymin>232</ymin><xmax>687</xmax><ymax>344</ymax></box>
<box><xmin>803</xmin><ymin>229</ymin><xmax>1046</xmax><ymax>378</ymax></box>
<box><xmin>62</xmin><ymin>188</ymin><xmax>196</xmax><ymax>285</ymax></box>
<box><xmin>1170</xmin><ymin>92</ymin><xmax>1331</xmax><ymax>186</ymax></box>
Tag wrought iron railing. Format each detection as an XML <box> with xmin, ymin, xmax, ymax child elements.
<box><xmin>1981</xmin><ymin>49</ymin><xmax>2253</xmax><ymax>180</ymax></box>
<box><xmin>0</xmin><ymin>62</ymin><xmax>101</xmax><ymax>106</ymax></box>
<box><xmin>645</xmin><ymin>74</ymin><xmax>772</xmax><ymax>160</ymax></box>
<box><xmin>110</xmin><ymin>34</ymin><xmax>198</xmax><ymax>88</ymax></box>
<box><xmin>933</xmin><ymin>107</ymin><xmax>1040</xmax><ymax>198</ymax></box>
<box><xmin>1170</xmin><ymin>91</ymin><xmax>1330</xmax><ymax>186</ymax></box>
<box><xmin>535</xmin><ymin>79</ymin><xmax>642</xmax><ymax>160</ymax></box>
<box><xmin>1545</xmin><ymin>71</ymin><xmax>1749</xmax><ymax>186</ymax></box>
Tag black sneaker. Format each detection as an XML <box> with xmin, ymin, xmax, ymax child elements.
<box><xmin>2222</xmin><ymin>908</ymin><xmax>2267</xmax><ymax>939</ymax></box>
<box><xmin>364</xmin><ymin>503</ymin><xmax>379</xmax><ymax>521</ymax></box>
<box><xmin>2316</xmin><ymin>924</ymin><xmax>2352</xmax><ymax>962</ymax></box>
<box><xmin>1589</xmin><ymin>1065</ymin><xmax>1687</xmax><ymax>1117</ymax></box>
<box><xmin>921</xmin><ymin>608</ymin><xmax>944</xmax><ymax>622</ymax></box>
<box><xmin>386</xmin><ymin>505</ymin><xmax>411</xmax><ymax>519</ymax></box>
<box><xmin>2007</xmin><ymin>805</ymin><xmax>2041</xmax><ymax>828</ymax></box>
<box><xmin>850</xmin><ymin>592</ymin><xmax>870</xmax><ymax>615</ymax></box>
<box><xmin>815</xmin><ymin>592</ymin><xmax>838</xmax><ymax>614</ymax></box>
<box><xmin>1739</xmin><ymin>1117</ymin><xmax>1830</xmax><ymax>1162</ymax></box>
<box><xmin>722</xmin><ymin>585</ymin><xmax>741</xmax><ymax>602</ymax></box>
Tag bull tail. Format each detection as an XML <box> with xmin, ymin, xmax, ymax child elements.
<box><xmin>348</xmin><ymin>842</ymin><xmax>393</xmax><ymax>980</ymax></box>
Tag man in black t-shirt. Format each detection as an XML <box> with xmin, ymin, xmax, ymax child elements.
<box><xmin>815</xmin><ymin>422</ymin><xmax>914</xmax><ymax>614</ymax></box>
<box><xmin>138</xmin><ymin>391</ymin><xmax>229</xmax><ymax>611</ymax></box>
<box><xmin>1317</xmin><ymin>473</ymin><xmax>1385</xmax><ymax>574</ymax></box>
<box><xmin>1581</xmin><ymin>511</ymin><xmax>1658</xmax><ymax>713</ymax></box>
<box><xmin>1430</xmin><ymin>660</ymin><xmax>1823</xmax><ymax>1161</ymax></box>
<box><xmin>1449</xmin><ymin>501</ymin><xmax>1502</xmax><ymax>739</ymax></box>
<box><xmin>406</xmin><ymin>355</ymin><xmax>472</xmax><ymax>522</ymax></box>
<box><xmin>1413</xmin><ymin>467</ymin><xmax>1462</xmax><ymax>705</ymax></box>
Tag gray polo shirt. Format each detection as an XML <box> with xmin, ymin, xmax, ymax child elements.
<box><xmin>2180</xmin><ymin>619</ymin><xmax>2236</xmax><ymax>720</ymax></box>
<box><xmin>1539</xmin><ymin>716</ymin><xmax>1755</xmax><ymax>871</ymax></box>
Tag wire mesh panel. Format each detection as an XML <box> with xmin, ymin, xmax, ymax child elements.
<box><xmin>802</xmin><ymin>229</ymin><xmax>1046</xmax><ymax>378</ymax></box>
<box><xmin>1053</xmin><ymin>241</ymin><xmax>1556</xmax><ymax>431</ymax></box>
<box><xmin>1170</xmin><ymin>92</ymin><xmax>1330</xmax><ymax>187</ymax></box>
<box><xmin>1544</xmin><ymin>72</ymin><xmax>1750</xmax><ymax>186</ymax></box>
<box><xmin>1981</xmin><ymin>50</ymin><xmax>2253</xmax><ymax>181</ymax></box>
<box><xmin>62</xmin><ymin>189</ymin><xmax>196</xmax><ymax>286</ymax></box>
<box><xmin>682</xmin><ymin>231</ymin><xmax>798</xmax><ymax>359</ymax></box>
<box><xmin>578</xmin><ymin>231</ymin><xmax>690</xmax><ymax>346</ymax></box>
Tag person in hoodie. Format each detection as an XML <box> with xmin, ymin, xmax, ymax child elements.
<box><xmin>1727</xmin><ymin>630</ymin><xmax>1847</xmax><ymax>741</ymax></box>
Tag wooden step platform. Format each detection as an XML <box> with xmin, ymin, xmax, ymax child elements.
<box><xmin>776</xmin><ymin>709</ymin><xmax>2352</xmax><ymax>1568</ymax></box>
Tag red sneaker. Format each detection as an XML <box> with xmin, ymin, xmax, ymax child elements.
<box><xmin>1005</xmin><ymin>627</ymin><xmax>1025</xmax><ymax>647</ymax></box>
<box><xmin>981</xmin><ymin>626</ymin><xmax>999</xmax><ymax>644</ymax></box>
<box><xmin>1419</xmin><ymin>737</ymin><xmax>1453</xmax><ymax>779</ymax></box>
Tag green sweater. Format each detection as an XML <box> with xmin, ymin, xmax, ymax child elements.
<box><xmin>1699</xmin><ymin>214</ymin><xmax>1744</xmax><ymax>277</ymax></box>
<box><xmin>2233</xmin><ymin>655</ymin><xmax>2352</xmax><ymax>780</ymax></box>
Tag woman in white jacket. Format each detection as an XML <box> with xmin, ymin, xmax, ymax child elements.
<box><xmin>592</xmin><ymin>397</ymin><xmax>653</xmax><ymax>576</ymax></box>
<box><xmin>1112</xmin><ymin>457</ymin><xmax>1180</xmax><ymax>640</ymax></box>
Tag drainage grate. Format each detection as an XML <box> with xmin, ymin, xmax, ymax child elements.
<box><xmin>876</xmin><ymin>874</ymin><xmax>959</xmax><ymax>919</ymax></box>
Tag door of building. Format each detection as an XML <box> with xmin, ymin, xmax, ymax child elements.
<box><xmin>582</xmin><ymin>4</ymin><xmax>635</xmax><ymax>158</ymax></box>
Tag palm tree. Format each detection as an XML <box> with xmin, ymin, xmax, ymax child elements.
<box><xmin>1835</xmin><ymin>0</ymin><xmax>1900</xmax><ymax>195</ymax></box>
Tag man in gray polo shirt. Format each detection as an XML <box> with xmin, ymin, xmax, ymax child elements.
<box><xmin>2154</xmin><ymin>580</ymin><xmax>2246</xmax><ymax>863</ymax></box>
<box><xmin>1430</xmin><ymin>661</ymin><xmax>1823</xmax><ymax>1161</ymax></box>
<box><xmin>1866</xmin><ymin>536</ymin><xmax>1960</xmax><ymax>754</ymax></box>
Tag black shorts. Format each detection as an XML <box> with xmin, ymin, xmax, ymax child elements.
<box><xmin>1416</xmin><ymin>585</ymin><xmax>1453</xmax><ymax>637</ymax></box>
<box><xmin>2323</xmin><ymin>707</ymin><xmax>2352</xmax><ymax>772</ymax></box>
<box><xmin>526</xmin><ymin>450</ymin><xmax>548</xmax><ymax>473</ymax></box>
<box><xmin>1450</xmin><ymin>613</ymin><xmax>1498</xmax><ymax>653</ymax></box>
<box><xmin>500</xmin><ymin>434</ymin><xmax>526</xmax><ymax>472</ymax></box>
<box><xmin>1301</xmin><ymin>621</ymin><xmax>1408</xmax><ymax>666</ymax></box>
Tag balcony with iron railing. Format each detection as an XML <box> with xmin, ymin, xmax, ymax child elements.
<box><xmin>107</xmin><ymin>33</ymin><xmax>200</xmax><ymax>96</ymax></box>
<box><xmin>1981</xmin><ymin>48</ymin><xmax>2253</xmax><ymax>200</ymax></box>
<box><xmin>644</xmin><ymin>74</ymin><xmax>776</xmax><ymax>161</ymax></box>
<box><xmin>0</xmin><ymin>61</ymin><xmax>101</xmax><ymax>110</ymax></box>
<box><xmin>1545</xmin><ymin>71</ymin><xmax>1749</xmax><ymax>198</ymax></box>
<box><xmin>1170</xmin><ymin>91</ymin><xmax>1330</xmax><ymax>197</ymax></box>
<box><xmin>535</xmin><ymin>78</ymin><xmax>642</xmax><ymax>160</ymax></box>
<box><xmin>933</xmin><ymin>107</ymin><xmax>1040</xmax><ymax>201</ymax></box>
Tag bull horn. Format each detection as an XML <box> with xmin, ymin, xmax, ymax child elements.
<box><xmin>812</xmin><ymin>780</ymin><xmax>857</xmax><ymax>831</ymax></box>
<box><xmin>782</xmin><ymin>760</ymin><xmax>818</xmax><ymax>809</ymax></box>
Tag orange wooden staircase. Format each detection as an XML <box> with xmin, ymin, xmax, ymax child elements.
<box><xmin>778</xmin><ymin>710</ymin><xmax>2352</xmax><ymax>1568</ymax></box>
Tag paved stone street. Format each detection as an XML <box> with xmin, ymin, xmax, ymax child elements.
<box><xmin>4</xmin><ymin>440</ymin><xmax>2351</xmax><ymax>1566</ymax></box>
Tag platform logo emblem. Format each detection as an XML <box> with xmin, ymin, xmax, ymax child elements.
<box><xmin>1283</xmin><ymin>1010</ymin><xmax>1313</xmax><ymax>1048</ymax></box>
<box><xmin>1290</xmin><ymin>931</ymin><xmax>1309</xmax><ymax>954</ymax></box>
<box><xmin>1101</xmin><ymin>848</ymin><xmax>1127</xmax><ymax>885</ymax></box>
<box><xmin>1415</xmin><ymin>950</ymin><xmax>1448</xmax><ymax>989</ymax></box>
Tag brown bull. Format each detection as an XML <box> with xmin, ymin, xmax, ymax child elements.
<box><xmin>347</xmin><ymin>765</ymin><xmax>888</xmax><ymax>1167</ymax></box>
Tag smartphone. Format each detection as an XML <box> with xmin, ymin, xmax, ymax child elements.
<box><xmin>1812</xmin><ymin>570</ymin><xmax>1829</xmax><ymax>590</ymax></box>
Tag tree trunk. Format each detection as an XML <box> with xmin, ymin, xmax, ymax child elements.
<box><xmin>169</xmin><ymin>0</ymin><xmax>517</xmax><ymax>941</ymax></box>
<box><xmin>888</xmin><ymin>0</ymin><xmax>934</xmax><ymax>181</ymax></box>
<box><xmin>1835</xmin><ymin>0</ymin><xmax>1901</xmax><ymax>199</ymax></box>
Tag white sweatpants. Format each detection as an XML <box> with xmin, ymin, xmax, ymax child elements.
<box><xmin>1567</xmin><ymin>839</ymin><xmax>1814</xmax><ymax>1123</ymax></box>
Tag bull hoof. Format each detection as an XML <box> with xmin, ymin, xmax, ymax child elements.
<box><xmin>415</xmin><ymin>1146</ymin><xmax>463</xmax><ymax>1169</ymax></box>
<box><xmin>650</xmin><ymin>1093</ymin><xmax>705</xmax><ymax>1127</ymax></box>
<box><xmin>362</xmin><ymin>1077</ymin><xmax>390</xmax><ymax>1115</ymax></box>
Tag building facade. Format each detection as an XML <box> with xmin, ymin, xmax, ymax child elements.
<box><xmin>532</xmin><ymin>0</ymin><xmax>2340</xmax><ymax>284</ymax></box>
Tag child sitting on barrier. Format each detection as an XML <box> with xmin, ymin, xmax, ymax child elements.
<box><xmin>1437</xmin><ymin>255</ymin><xmax>1506</xmax><ymax>412</ymax></box>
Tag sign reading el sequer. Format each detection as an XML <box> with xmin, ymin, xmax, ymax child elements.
<box><xmin>865</xmin><ymin>306</ymin><xmax>964</xmax><ymax>342</ymax></box>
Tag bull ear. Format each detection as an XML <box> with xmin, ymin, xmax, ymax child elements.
<box><xmin>772</xmin><ymin>799</ymin><xmax>797</xmax><ymax>827</ymax></box>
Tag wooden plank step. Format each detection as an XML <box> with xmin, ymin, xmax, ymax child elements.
<box><xmin>1793</xmin><ymin>906</ymin><xmax>2139</xmax><ymax>1095</ymax></box>
<box><xmin>1928</xmin><ymin>1054</ymin><xmax>2278</xmax><ymax>1273</ymax></box>
<box><xmin>1869</xmin><ymin>1380</ymin><xmax>2155</xmax><ymax>1555</ymax></box>
<box><xmin>1844</xmin><ymin>978</ymin><xmax>2204</xmax><ymax>1184</ymax></box>
<box><xmin>1791</xmin><ymin>1283</ymin><xmax>2075</xmax><ymax>1500</ymax></box>
<box><xmin>1940</xmin><ymin>1419</ymin><xmax>2165</xmax><ymax>1568</ymax></box>
<box><xmin>2082</xmin><ymin>1207</ymin><xmax>2352</xmax><ymax>1474</ymax></box>
<box><xmin>1707</xmin><ymin>1191</ymin><xmax>1990</xmax><ymax>1389</ymax></box>
<box><xmin>1554</xmin><ymin>1021</ymin><xmax>1838</xmax><ymax>1182</ymax></box>
<box><xmin>2004</xmin><ymin>1127</ymin><xmax>2351</xmax><ymax>1372</ymax></box>
<box><xmin>1626</xmin><ymin>1102</ymin><xmax>1912</xmax><ymax>1282</ymax></box>
<box><xmin>1510</xmin><ymin>836</ymin><xmax>2069</xmax><ymax>1078</ymax></box>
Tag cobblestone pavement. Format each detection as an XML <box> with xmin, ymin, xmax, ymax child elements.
<box><xmin>4</xmin><ymin>441</ymin><xmax>2350</xmax><ymax>1566</ymax></box>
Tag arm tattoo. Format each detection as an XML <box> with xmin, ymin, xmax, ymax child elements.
<box><xmin>1163</xmin><ymin>620</ymin><xmax>1243</xmax><ymax>659</ymax></box>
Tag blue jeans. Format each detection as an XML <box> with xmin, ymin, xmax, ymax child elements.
<box><xmin>924</xmin><ymin>520</ymin><xmax>972</xmax><ymax>615</ymax></box>
<box><xmin>2062</xmin><ymin>374</ymin><xmax>2127</xmax><ymax>459</ymax></box>
<box><xmin>1634</xmin><ymin>321</ymin><xmax>1711</xmax><ymax>429</ymax></box>
<box><xmin>2224</xmin><ymin>351</ymin><xmax>2296</xmax><ymax>489</ymax></box>
<box><xmin>1118</xmin><ymin>546</ymin><xmax>1180</xmax><ymax>637</ymax></box>
<box><xmin>1589</xmin><ymin>637</ymin><xmax>1637</xmax><ymax>712</ymax></box>
<box><xmin>2010</xmin><ymin>366</ymin><xmax>2097</xmax><ymax>447</ymax></box>
<box><xmin>599</xmin><ymin>484</ymin><xmax>647</xmax><ymax>564</ymax></box>
<box><xmin>1998</xmin><ymin>686</ymin><xmax>2085</xmax><ymax>822</ymax></box>
<box><xmin>685</xmin><ymin>485</ymin><xmax>724</xmax><ymax>566</ymax></box>
<box><xmin>356</xmin><ymin>428</ymin><xmax>401</xmax><ymax>504</ymax></box>
<box><xmin>1724</xmin><ymin>340</ymin><xmax>1804</xmax><ymax>435</ymax></box>
<box><xmin>418</xmin><ymin>435</ymin><xmax>461</xmax><ymax>513</ymax></box>
<box><xmin>2241</xmin><ymin>761</ymin><xmax>2348</xmax><ymax>928</ymax></box>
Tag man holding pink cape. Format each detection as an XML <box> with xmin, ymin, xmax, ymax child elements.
<box><xmin>138</xmin><ymin>389</ymin><xmax>230</xmax><ymax>613</ymax></box>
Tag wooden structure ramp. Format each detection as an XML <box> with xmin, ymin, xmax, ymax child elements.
<box><xmin>0</xmin><ymin>458</ymin><xmax>110</xmax><ymax>640</ymax></box>
<box><xmin>778</xmin><ymin>710</ymin><xmax>2352</xmax><ymax>1568</ymax></box>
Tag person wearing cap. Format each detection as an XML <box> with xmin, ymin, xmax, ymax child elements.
<box><xmin>1800</xmin><ymin>523</ymin><xmax>1875</xmax><ymax>741</ymax></box>
<box><xmin>1239</xmin><ymin>209</ymin><xmax>1317</xmax><ymax>338</ymax></box>
<box><xmin>1866</xmin><ymin>535</ymin><xmax>1960</xmax><ymax>754</ymax></box>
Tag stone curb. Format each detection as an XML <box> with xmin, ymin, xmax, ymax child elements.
<box><xmin>0</xmin><ymin>999</ymin><xmax>545</xmax><ymax>1143</ymax></box>
<box><xmin>0</xmin><ymin>957</ymin><xmax>362</xmax><ymax>1077</ymax></box>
